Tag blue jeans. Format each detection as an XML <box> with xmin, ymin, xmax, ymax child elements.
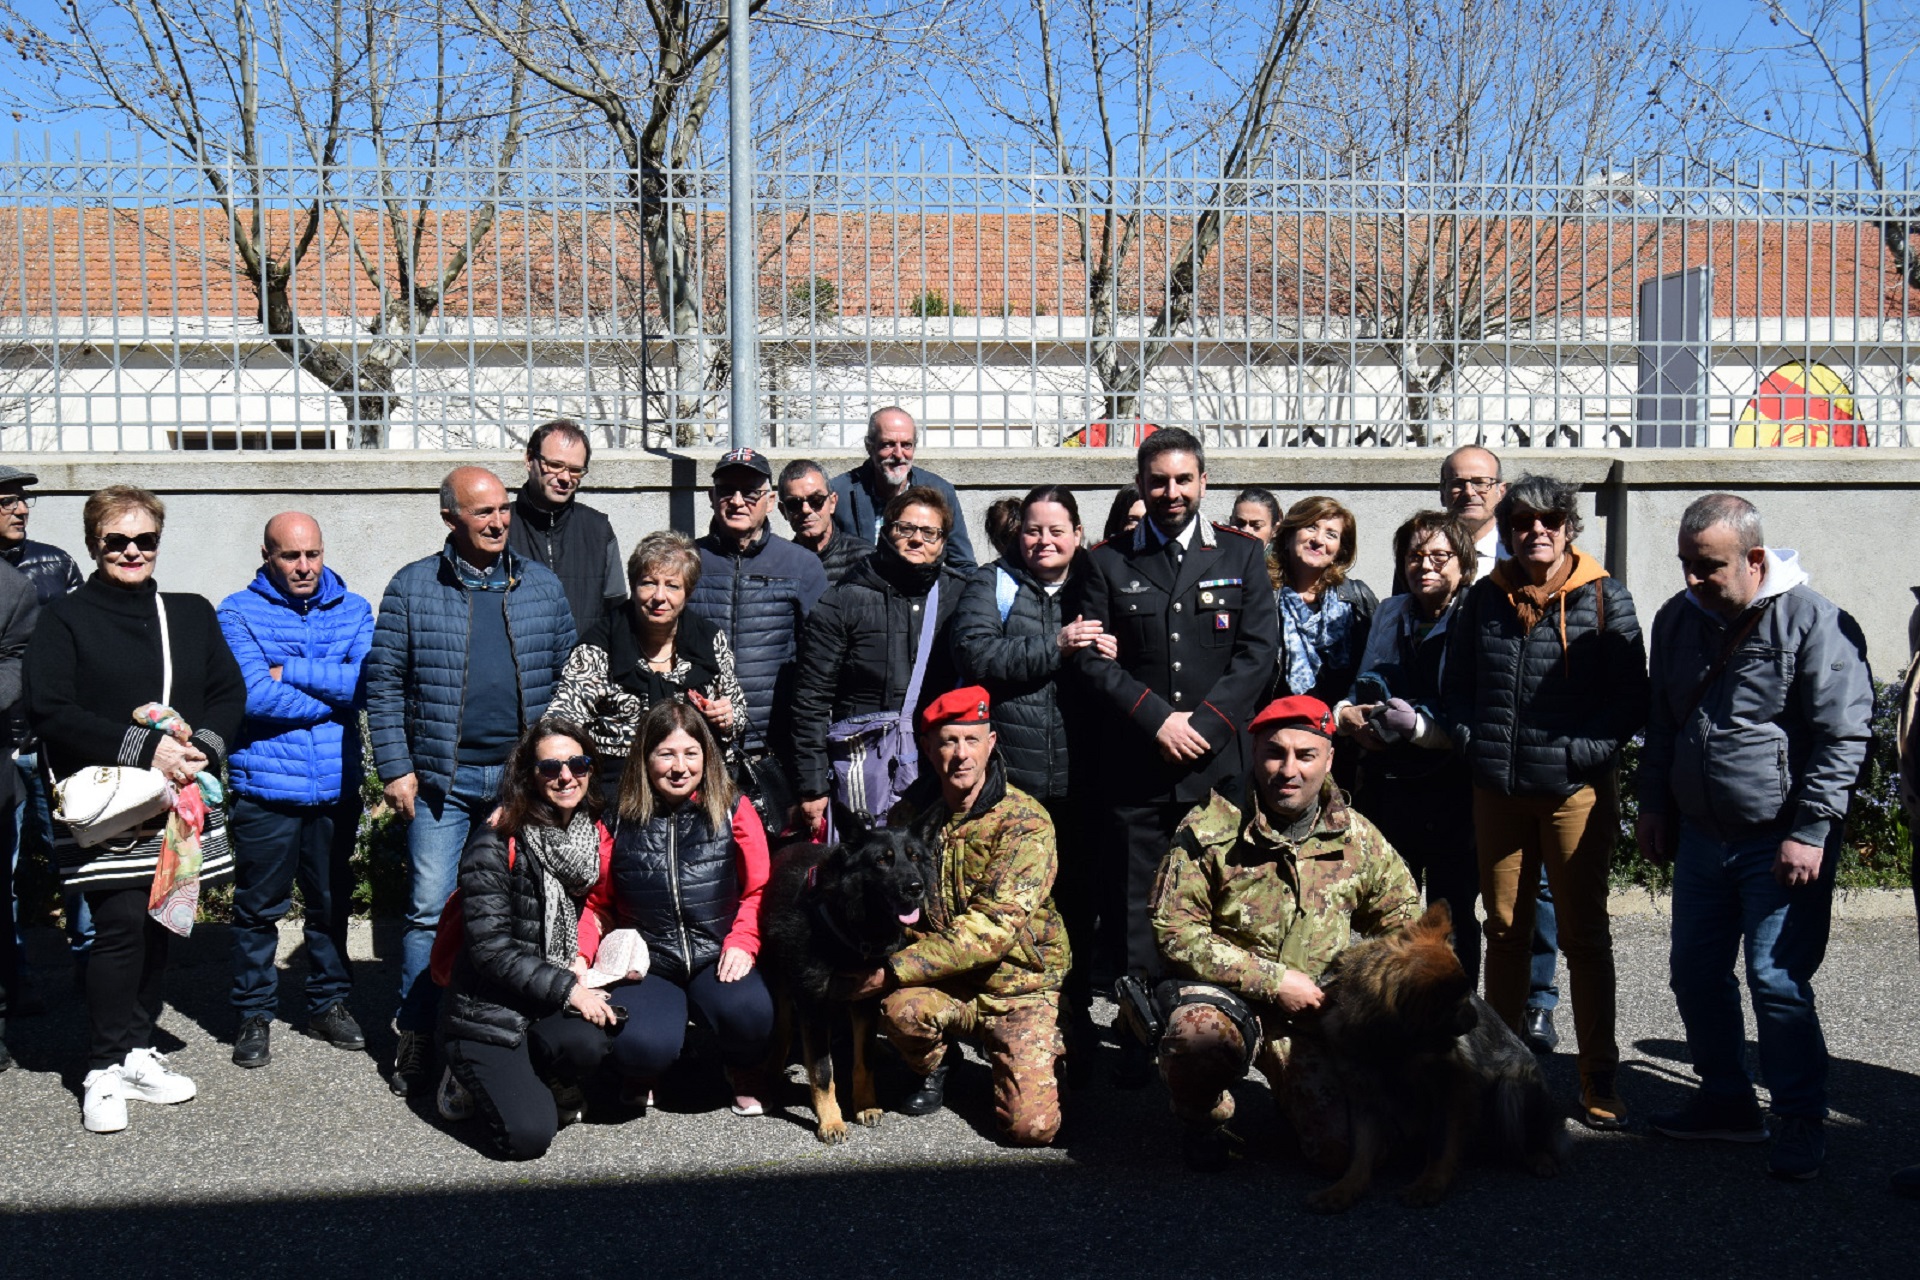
<box><xmin>12</xmin><ymin>753</ymin><xmax>92</xmax><ymax>962</ymax></box>
<box><xmin>396</xmin><ymin>763</ymin><xmax>504</xmax><ymax>1032</ymax></box>
<box><xmin>1668</xmin><ymin>820</ymin><xmax>1836</xmax><ymax>1118</ymax></box>
<box><xmin>1529</xmin><ymin>863</ymin><xmax>1560</xmax><ymax>1012</ymax></box>
<box><xmin>227</xmin><ymin>793</ymin><xmax>359</xmax><ymax>1018</ymax></box>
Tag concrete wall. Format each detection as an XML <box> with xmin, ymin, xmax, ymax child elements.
<box><xmin>12</xmin><ymin>448</ymin><xmax>1920</xmax><ymax>673</ymax></box>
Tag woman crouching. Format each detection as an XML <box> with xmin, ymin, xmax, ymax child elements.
<box><xmin>437</xmin><ymin>717</ymin><xmax>617</xmax><ymax>1160</ymax></box>
<box><xmin>581</xmin><ymin>700</ymin><xmax>773</xmax><ymax>1115</ymax></box>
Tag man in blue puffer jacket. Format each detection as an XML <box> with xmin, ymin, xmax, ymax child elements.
<box><xmin>217</xmin><ymin>513</ymin><xmax>374</xmax><ymax>1071</ymax></box>
<box><xmin>366</xmin><ymin>467</ymin><xmax>576</xmax><ymax>1097</ymax></box>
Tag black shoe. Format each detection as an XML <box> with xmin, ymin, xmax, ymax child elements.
<box><xmin>899</xmin><ymin>1061</ymin><xmax>951</xmax><ymax>1116</ymax></box>
<box><xmin>306</xmin><ymin>1002</ymin><xmax>366</xmax><ymax>1051</ymax></box>
<box><xmin>1523</xmin><ymin>1007</ymin><xmax>1559</xmax><ymax>1054</ymax></box>
<box><xmin>391</xmin><ymin>1030</ymin><xmax>432</xmax><ymax>1097</ymax></box>
<box><xmin>1183</xmin><ymin>1124</ymin><xmax>1242</xmax><ymax>1172</ymax></box>
<box><xmin>1891</xmin><ymin>1163</ymin><xmax>1920</xmax><ymax>1200</ymax></box>
<box><xmin>1114</xmin><ymin>1038</ymin><xmax>1155</xmax><ymax>1090</ymax></box>
<box><xmin>232</xmin><ymin>1014</ymin><xmax>273</xmax><ymax>1069</ymax></box>
<box><xmin>0</xmin><ymin>1036</ymin><xmax>13</xmax><ymax>1072</ymax></box>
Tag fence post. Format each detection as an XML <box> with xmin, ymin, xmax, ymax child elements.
<box><xmin>726</xmin><ymin>0</ymin><xmax>758</xmax><ymax>450</ymax></box>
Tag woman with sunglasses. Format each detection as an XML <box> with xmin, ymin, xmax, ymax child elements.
<box><xmin>791</xmin><ymin>486</ymin><xmax>968</xmax><ymax>837</ymax></box>
<box><xmin>549</xmin><ymin>531</ymin><xmax>747</xmax><ymax>800</ymax></box>
<box><xmin>580</xmin><ymin>701</ymin><xmax>772</xmax><ymax>1116</ymax></box>
<box><xmin>23</xmin><ymin>485</ymin><xmax>245</xmax><ymax>1134</ymax></box>
<box><xmin>435</xmin><ymin>717</ymin><xmax>616</xmax><ymax>1160</ymax></box>
<box><xmin>1440</xmin><ymin>474</ymin><xmax>1648</xmax><ymax>1132</ymax></box>
<box><xmin>1335</xmin><ymin>510</ymin><xmax>1483</xmax><ymax>982</ymax></box>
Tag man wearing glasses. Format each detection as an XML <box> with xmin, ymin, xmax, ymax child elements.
<box><xmin>0</xmin><ymin>465</ymin><xmax>88</xmax><ymax>1004</ymax></box>
<box><xmin>687</xmin><ymin>448</ymin><xmax>828</xmax><ymax>831</ymax></box>
<box><xmin>508</xmin><ymin>419</ymin><xmax>626</xmax><ymax>636</ymax></box>
<box><xmin>828</xmin><ymin>407</ymin><xmax>977</xmax><ymax>572</ymax></box>
<box><xmin>776</xmin><ymin>459</ymin><xmax>872</xmax><ymax>585</ymax></box>
<box><xmin>1440</xmin><ymin>446</ymin><xmax>1509</xmax><ymax>584</ymax></box>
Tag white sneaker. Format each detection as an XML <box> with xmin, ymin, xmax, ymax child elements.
<box><xmin>119</xmin><ymin>1047</ymin><xmax>198</xmax><ymax>1105</ymax></box>
<box><xmin>436</xmin><ymin>1066</ymin><xmax>475</xmax><ymax>1122</ymax></box>
<box><xmin>82</xmin><ymin>1066</ymin><xmax>129</xmax><ymax>1133</ymax></box>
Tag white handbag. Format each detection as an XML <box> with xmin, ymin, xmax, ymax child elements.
<box><xmin>52</xmin><ymin>595</ymin><xmax>176</xmax><ymax>848</ymax></box>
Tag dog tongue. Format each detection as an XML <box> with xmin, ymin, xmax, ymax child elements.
<box><xmin>897</xmin><ymin>908</ymin><xmax>921</xmax><ymax>925</ymax></box>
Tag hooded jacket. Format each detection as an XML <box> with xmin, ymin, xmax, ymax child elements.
<box><xmin>218</xmin><ymin>565</ymin><xmax>374</xmax><ymax>805</ymax></box>
<box><xmin>1440</xmin><ymin>546</ymin><xmax>1648</xmax><ymax>798</ymax></box>
<box><xmin>1638</xmin><ymin>549</ymin><xmax>1873</xmax><ymax>847</ymax></box>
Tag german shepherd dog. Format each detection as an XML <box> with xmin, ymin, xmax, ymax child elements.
<box><xmin>758</xmin><ymin>828</ymin><xmax>932</xmax><ymax>1144</ymax></box>
<box><xmin>1301</xmin><ymin>900</ymin><xmax>1569</xmax><ymax>1213</ymax></box>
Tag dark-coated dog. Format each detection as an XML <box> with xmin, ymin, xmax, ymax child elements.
<box><xmin>1299</xmin><ymin>900</ymin><xmax>1569</xmax><ymax>1212</ymax></box>
<box><xmin>758</xmin><ymin>827</ymin><xmax>931</xmax><ymax>1143</ymax></box>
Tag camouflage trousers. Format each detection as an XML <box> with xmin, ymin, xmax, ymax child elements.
<box><xmin>1155</xmin><ymin>985</ymin><xmax>1349</xmax><ymax>1173</ymax></box>
<box><xmin>878</xmin><ymin>986</ymin><xmax>1064</xmax><ymax>1147</ymax></box>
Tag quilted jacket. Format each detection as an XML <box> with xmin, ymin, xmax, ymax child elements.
<box><xmin>366</xmin><ymin>543</ymin><xmax>576</xmax><ymax>794</ymax></box>
<box><xmin>685</xmin><ymin>522</ymin><xmax>827</xmax><ymax>754</ymax></box>
<box><xmin>218</xmin><ymin>565</ymin><xmax>374</xmax><ymax>805</ymax></box>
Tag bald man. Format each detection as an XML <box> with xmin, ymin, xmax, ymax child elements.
<box><xmin>217</xmin><ymin>513</ymin><xmax>376</xmax><ymax>1069</ymax></box>
<box><xmin>365</xmin><ymin>469</ymin><xmax>576</xmax><ymax>1096</ymax></box>
<box><xmin>1439</xmin><ymin>446</ymin><xmax>1508</xmax><ymax>583</ymax></box>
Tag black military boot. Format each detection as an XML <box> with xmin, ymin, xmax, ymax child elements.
<box><xmin>899</xmin><ymin>1060</ymin><xmax>951</xmax><ymax>1116</ymax></box>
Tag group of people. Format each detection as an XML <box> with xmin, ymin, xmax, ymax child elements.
<box><xmin>0</xmin><ymin>412</ymin><xmax>1911</xmax><ymax>1195</ymax></box>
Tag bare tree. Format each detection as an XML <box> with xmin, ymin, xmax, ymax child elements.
<box><xmin>2</xmin><ymin>0</ymin><xmax>529</xmax><ymax>446</ymax></box>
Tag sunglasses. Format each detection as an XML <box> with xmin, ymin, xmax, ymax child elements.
<box><xmin>101</xmin><ymin>532</ymin><xmax>161</xmax><ymax>555</ymax></box>
<box><xmin>712</xmin><ymin>481</ymin><xmax>770</xmax><ymax>502</ymax></box>
<box><xmin>1510</xmin><ymin>510</ymin><xmax>1569</xmax><ymax>532</ymax></box>
<box><xmin>781</xmin><ymin>493</ymin><xmax>830</xmax><ymax>514</ymax></box>
<box><xmin>535</xmin><ymin>755</ymin><xmax>594</xmax><ymax>780</ymax></box>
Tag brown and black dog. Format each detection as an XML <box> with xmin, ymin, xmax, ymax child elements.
<box><xmin>757</xmin><ymin>829</ymin><xmax>931</xmax><ymax>1144</ymax></box>
<box><xmin>1299</xmin><ymin>900</ymin><xmax>1569</xmax><ymax>1212</ymax></box>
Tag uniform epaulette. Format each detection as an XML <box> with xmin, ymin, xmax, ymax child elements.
<box><xmin>1212</xmin><ymin>521</ymin><xmax>1258</xmax><ymax>542</ymax></box>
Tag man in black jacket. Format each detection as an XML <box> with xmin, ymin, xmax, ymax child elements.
<box><xmin>1072</xmin><ymin>427</ymin><xmax>1279</xmax><ymax>1084</ymax></box>
<box><xmin>0</xmin><ymin>557</ymin><xmax>38</xmax><ymax>1071</ymax></box>
<box><xmin>507</xmin><ymin>419</ymin><xmax>625</xmax><ymax>636</ymax></box>
<box><xmin>777</xmin><ymin>458</ymin><xmax>873</xmax><ymax>585</ymax></box>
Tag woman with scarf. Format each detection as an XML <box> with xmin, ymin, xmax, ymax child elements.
<box><xmin>791</xmin><ymin>486</ymin><xmax>969</xmax><ymax>837</ymax></box>
<box><xmin>582</xmin><ymin>701</ymin><xmax>772</xmax><ymax>1117</ymax></box>
<box><xmin>1335</xmin><ymin>510</ymin><xmax>1482</xmax><ymax>982</ymax></box>
<box><xmin>24</xmin><ymin>485</ymin><xmax>244</xmax><ymax>1135</ymax></box>
<box><xmin>1441</xmin><ymin>474</ymin><xmax>1648</xmax><ymax>1132</ymax></box>
<box><xmin>1269</xmin><ymin>495</ymin><xmax>1378</xmax><ymax>706</ymax></box>
<box><xmin>549</xmin><ymin>530</ymin><xmax>747</xmax><ymax>800</ymax></box>
<box><xmin>435</xmin><ymin>716</ymin><xmax>616</xmax><ymax>1160</ymax></box>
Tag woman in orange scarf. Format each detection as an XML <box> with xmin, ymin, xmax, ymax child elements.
<box><xmin>1440</xmin><ymin>474</ymin><xmax>1649</xmax><ymax>1131</ymax></box>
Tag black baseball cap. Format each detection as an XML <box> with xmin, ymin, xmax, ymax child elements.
<box><xmin>712</xmin><ymin>447</ymin><xmax>772</xmax><ymax>481</ymax></box>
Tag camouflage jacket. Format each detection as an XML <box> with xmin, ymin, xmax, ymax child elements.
<box><xmin>1150</xmin><ymin>780</ymin><xmax>1420</xmax><ymax>1003</ymax></box>
<box><xmin>886</xmin><ymin>757</ymin><xmax>1070</xmax><ymax>1010</ymax></box>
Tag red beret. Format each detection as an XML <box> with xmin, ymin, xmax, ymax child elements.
<box><xmin>918</xmin><ymin>686</ymin><xmax>993</xmax><ymax>734</ymax></box>
<box><xmin>1249</xmin><ymin>695</ymin><xmax>1335</xmax><ymax>739</ymax></box>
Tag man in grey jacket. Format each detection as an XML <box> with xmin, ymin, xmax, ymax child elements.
<box><xmin>1637</xmin><ymin>493</ymin><xmax>1872</xmax><ymax>1182</ymax></box>
<box><xmin>829</xmin><ymin>407</ymin><xmax>976</xmax><ymax>572</ymax></box>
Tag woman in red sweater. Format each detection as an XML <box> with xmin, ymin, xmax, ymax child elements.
<box><xmin>576</xmin><ymin>700</ymin><xmax>771</xmax><ymax>1116</ymax></box>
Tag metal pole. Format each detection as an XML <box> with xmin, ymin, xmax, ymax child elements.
<box><xmin>727</xmin><ymin>0</ymin><xmax>758</xmax><ymax>448</ymax></box>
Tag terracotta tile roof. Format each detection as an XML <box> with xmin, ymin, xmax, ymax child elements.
<box><xmin>4</xmin><ymin>206</ymin><xmax>1914</xmax><ymax>323</ymax></box>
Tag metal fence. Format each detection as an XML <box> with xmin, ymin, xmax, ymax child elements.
<box><xmin>1</xmin><ymin>136</ymin><xmax>1916</xmax><ymax>452</ymax></box>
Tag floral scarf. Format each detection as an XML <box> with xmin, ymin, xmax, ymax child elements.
<box><xmin>1277</xmin><ymin>586</ymin><xmax>1356</xmax><ymax>697</ymax></box>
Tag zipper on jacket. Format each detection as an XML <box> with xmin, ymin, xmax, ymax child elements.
<box><xmin>667</xmin><ymin>814</ymin><xmax>694</xmax><ymax>966</ymax></box>
<box><xmin>1504</xmin><ymin>608</ymin><xmax>1529</xmax><ymax>787</ymax></box>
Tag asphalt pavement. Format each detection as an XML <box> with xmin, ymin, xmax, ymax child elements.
<box><xmin>3</xmin><ymin>904</ymin><xmax>1919</xmax><ymax>1279</ymax></box>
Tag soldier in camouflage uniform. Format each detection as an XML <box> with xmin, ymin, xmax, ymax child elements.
<box><xmin>1150</xmin><ymin>695</ymin><xmax>1421</xmax><ymax>1169</ymax></box>
<box><xmin>841</xmin><ymin>686</ymin><xmax>1070</xmax><ymax>1147</ymax></box>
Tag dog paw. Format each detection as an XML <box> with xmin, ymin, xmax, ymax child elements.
<box><xmin>1399</xmin><ymin>1179</ymin><xmax>1448</xmax><ymax>1208</ymax></box>
<box><xmin>1306</xmin><ymin>1187</ymin><xmax>1358</xmax><ymax>1215</ymax></box>
<box><xmin>816</xmin><ymin>1121</ymin><xmax>850</xmax><ymax>1145</ymax></box>
<box><xmin>855</xmin><ymin>1108</ymin><xmax>884</xmax><ymax>1128</ymax></box>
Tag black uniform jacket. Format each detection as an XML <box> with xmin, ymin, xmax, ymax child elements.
<box><xmin>1071</xmin><ymin>518</ymin><xmax>1279</xmax><ymax>804</ymax></box>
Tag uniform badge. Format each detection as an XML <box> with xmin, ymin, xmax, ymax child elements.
<box><xmin>1201</xmin><ymin>591</ymin><xmax>1214</xmax><ymax>604</ymax></box>
<box><xmin>1214</xmin><ymin>612</ymin><xmax>1230</xmax><ymax>630</ymax></box>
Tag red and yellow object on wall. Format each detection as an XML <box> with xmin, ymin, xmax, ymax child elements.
<box><xmin>1734</xmin><ymin>361</ymin><xmax>1865</xmax><ymax>448</ymax></box>
<box><xmin>1063</xmin><ymin>419</ymin><xmax>1159</xmax><ymax>449</ymax></box>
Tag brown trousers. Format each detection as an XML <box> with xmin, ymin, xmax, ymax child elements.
<box><xmin>1474</xmin><ymin>779</ymin><xmax>1619</xmax><ymax>1076</ymax></box>
<box><xmin>878</xmin><ymin>986</ymin><xmax>1063</xmax><ymax>1147</ymax></box>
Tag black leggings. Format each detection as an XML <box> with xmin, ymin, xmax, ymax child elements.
<box><xmin>607</xmin><ymin>962</ymin><xmax>774</xmax><ymax>1078</ymax></box>
<box><xmin>443</xmin><ymin>1011</ymin><xmax>610</xmax><ymax>1161</ymax></box>
<box><xmin>83</xmin><ymin>887</ymin><xmax>172</xmax><ymax>1071</ymax></box>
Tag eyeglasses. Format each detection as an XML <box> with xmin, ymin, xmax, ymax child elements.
<box><xmin>888</xmin><ymin>521</ymin><xmax>946</xmax><ymax>544</ymax></box>
<box><xmin>0</xmin><ymin>493</ymin><xmax>33</xmax><ymax>512</ymax></box>
<box><xmin>1443</xmin><ymin>476</ymin><xmax>1499</xmax><ymax>494</ymax></box>
<box><xmin>535</xmin><ymin>755</ymin><xmax>594</xmax><ymax>780</ymax></box>
<box><xmin>780</xmin><ymin>492</ymin><xmax>830</xmax><ymax>514</ymax></box>
<box><xmin>1510</xmin><ymin>510</ymin><xmax>1569</xmax><ymax>532</ymax></box>
<box><xmin>536</xmin><ymin>455</ymin><xmax>587</xmax><ymax>479</ymax></box>
<box><xmin>100</xmin><ymin>532</ymin><xmax>160</xmax><ymax>555</ymax></box>
<box><xmin>1406</xmin><ymin>549</ymin><xmax>1457</xmax><ymax>568</ymax></box>
<box><xmin>713</xmin><ymin>481</ymin><xmax>771</xmax><ymax>502</ymax></box>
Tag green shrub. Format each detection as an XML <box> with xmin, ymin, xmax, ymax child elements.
<box><xmin>908</xmin><ymin>289</ymin><xmax>967</xmax><ymax>318</ymax></box>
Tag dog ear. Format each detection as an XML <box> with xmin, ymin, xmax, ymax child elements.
<box><xmin>832</xmin><ymin>799</ymin><xmax>875</xmax><ymax>838</ymax></box>
<box><xmin>1417</xmin><ymin>899</ymin><xmax>1454</xmax><ymax>934</ymax></box>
